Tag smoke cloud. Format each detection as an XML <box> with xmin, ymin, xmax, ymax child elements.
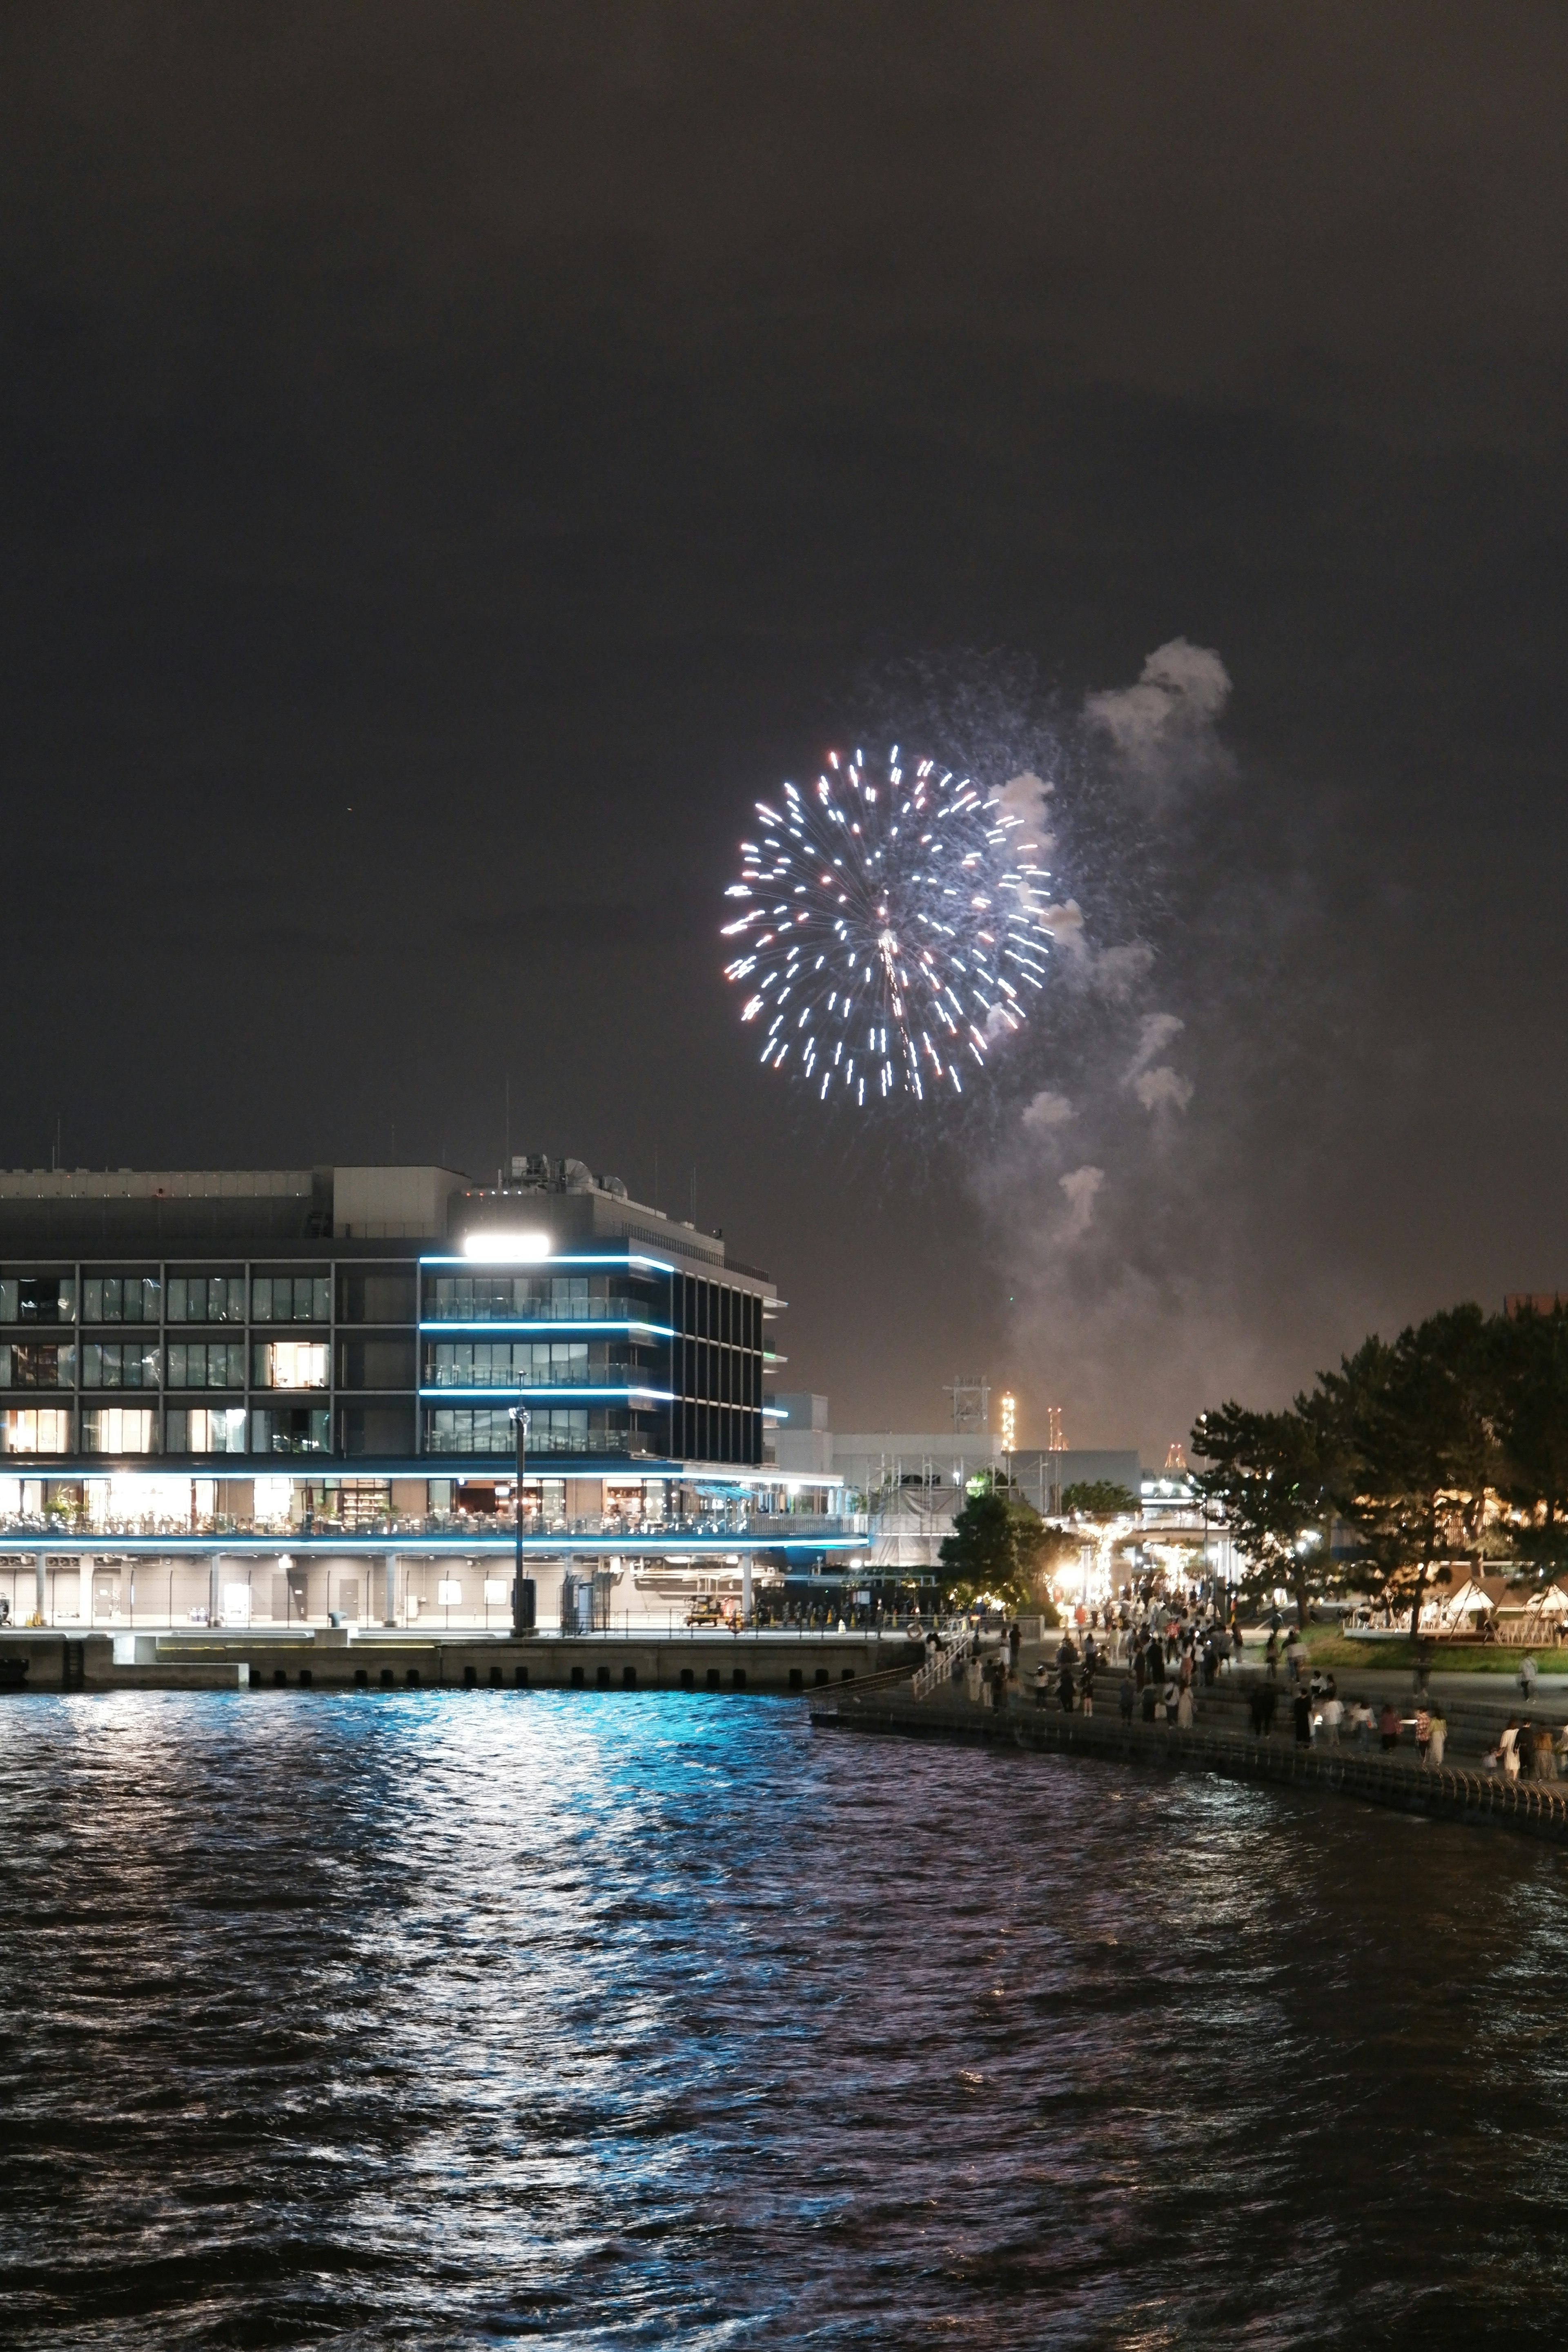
<box><xmin>960</xmin><ymin>635</ymin><xmax>1369</xmax><ymax>1460</ymax></box>
<box><xmin>1085</xmin><ymin>636</ymin><xmax>1233</xmax><ymax>801</ymax></box>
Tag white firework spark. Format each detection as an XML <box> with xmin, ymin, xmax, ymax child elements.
<box><xmin>722</xmin><ymin>746</ymin><xmax>1058</xmax><ymax>1105</ymax></box>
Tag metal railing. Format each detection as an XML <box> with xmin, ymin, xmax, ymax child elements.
<box><xmin>911</xmin><ymin>1626</ymin><xmax>976</xmax><ymax>1699</ymax></box>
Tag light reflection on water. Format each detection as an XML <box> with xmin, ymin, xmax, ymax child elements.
<box><xmin>3</xmin><ymin>1689</ymin><xmax>1568</xmax><ymax>2347</ymax></box>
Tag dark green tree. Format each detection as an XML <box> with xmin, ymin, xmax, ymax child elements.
<box><xmin>1324</xmin><ymin>1305</ymin><xmax>1501</xmax><ymax>1635</ymax></box>
<box><xmin>1189</xmin><ymin>1399</ymin><xmax>1341</xmax><ymax>1627</ymax></box>
<box><xmin>1493</xmin><ymin>1303</ymin><xmax>1568</xmax><ymax>1562</ymax></box>
<box><xmin>939</xmin><ymin>1482</ymin><xmax>1051</xmax><ymax>1611</ymax></box>
<box><xmin>1059</xmin><ymin>1480</ymin><xmax>1138</xmax><ymax>1519</ymax></box>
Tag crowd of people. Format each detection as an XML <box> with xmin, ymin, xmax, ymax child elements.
<box><xmin>947</xmin><ymin>1603</ymin><xmax>1568</xmax><ymax>1782</ymax></box>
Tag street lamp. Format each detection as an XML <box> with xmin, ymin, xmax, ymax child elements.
<box><xmin>509</xmin><ymin>1407</ymin><xmax>535</xmax><ymax>1635</ymax></box>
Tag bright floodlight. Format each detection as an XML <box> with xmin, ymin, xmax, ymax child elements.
<box><xmin>461</xmin><ymin>1231</ymin><xmax>552</xmax><ymax>1262</ymax></box>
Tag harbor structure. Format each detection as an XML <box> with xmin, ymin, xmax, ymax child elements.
<box><xmin>0</xmin><ymin>1159</ymin><xmax>860</xmax><ymax>1630</ymax></box>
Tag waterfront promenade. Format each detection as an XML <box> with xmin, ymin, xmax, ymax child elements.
<box><xmin>812</xmin><ymin>1655</ymin><xmax>1568</xmax><ymax>1848</ymax></box>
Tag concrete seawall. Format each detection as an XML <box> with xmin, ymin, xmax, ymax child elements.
<box><xmin>812</xmin><ymin>1687</ymin><xmax>1568</xmax><ymax>1849</ymax></box>
<box><xmin>0</xmin><ymin>1627</ymin><xmax>919</xmax><ymax>1696</ymax></box>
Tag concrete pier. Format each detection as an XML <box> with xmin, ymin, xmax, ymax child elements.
<box><xmin>0</xmin><ymin>1625</ymin><xmax>920</xmax><ymax>1696</ymax></box>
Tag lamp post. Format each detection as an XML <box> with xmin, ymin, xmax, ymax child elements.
<box><xmin>509</xmin><ymin>1407</ymin><xmax>535</xmax><ymax>1635</ymax></box>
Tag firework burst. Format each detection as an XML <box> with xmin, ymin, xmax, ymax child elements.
<box><xmin>722</xmin><ymin>746</ymin><xmax>1058</xmax><ymax>1105</ymax></box>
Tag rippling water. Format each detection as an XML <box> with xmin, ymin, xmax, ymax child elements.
<box><xmin>3</xmin><ymin>1690</ymin><xmax>1568</xmax><ymax>2347</ymax></box>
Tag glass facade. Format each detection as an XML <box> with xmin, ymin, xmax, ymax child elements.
<box><xmin>82</xmin><ymin>1342</ymin><xmax>161</xmax><ymax>1388</ymax></box>
<box><xmin>0</xmin><ymin>1343</ymin><xmax>75</xmax><ymax>1388</ymax></box>
<box><xmin>166</xmin><ymin>1340</ymin><xmax>245</xmax><ymax>1389</ymax></box>
<box><xmin>166</xmin><ymin>1405</ymin><xmax>247</xmax><ymax>1454</ymax></box>
<box><xmin>0</xmin><ymin>1241</ymin><xmax>767</xmax><ymax>1470</ymax></box>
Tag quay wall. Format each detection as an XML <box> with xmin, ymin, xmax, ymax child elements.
<box><xmin>813</xmin><ymin>1687</ymin><xmax>1568</xmax><ymax>1849</ymax></box>
<box><xmin>0</xmin><ymin>1628</ymin><xmax>918</xmax><ymax>1697</ymax></box>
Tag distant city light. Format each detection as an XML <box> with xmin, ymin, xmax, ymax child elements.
<box><xmin>999</xmin><ymin>1392</ymin><xmax>1017</xmax><ymax>1452</ymax></box>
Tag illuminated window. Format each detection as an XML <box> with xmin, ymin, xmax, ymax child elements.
<box><xmin>165</xmin><ymin>1407</ymin><xmax>247</xmax><ymax>1455</ymax></box>
<box><xmin>0</xmin><ymin>1406</ymin><xmax>73</xmax><ymax>1452</ymax></box>
<box><xmin>81</xmin><ymin>1408</ymin><xmax>156</xmax><ymax>1454</ymax></box>
<box><xmin>252</xmin><ymin>1341</ymin><xmax>329</xmax><ymax>1390</ymax></box>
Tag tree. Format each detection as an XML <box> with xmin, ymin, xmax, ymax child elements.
<box><xmin>1325</xmin><ymin>1306</ymin><xmax>1501</xmax><ymax>1635</ymax></box>
<box><xmin>1493</xmin><ymin>1303</ymin><xmax>1568</xmax><ymax>1562</ymax></box>
<box><xmin>1189</xmin><ymin>1399</ymin><xmax>1341</xmax><ymax>1627</ymax></box>
<box><xmin>1059</xmin><ymin>1480</ymin><xmax>1138</xmax><ymax>1519</ymax></box>
<box><xmin>940</xmin><ymin>1481</ymin><xmax>1057</xmax><ymax>1613</ymax></box>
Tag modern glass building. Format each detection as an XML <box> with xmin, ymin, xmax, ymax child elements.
<box><xmin>0</xmin><ymin>1162</ymin><xmax>856</xmax><ymax>1623</ymax></box>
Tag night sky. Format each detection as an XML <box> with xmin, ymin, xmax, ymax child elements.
<box><xmin>4</xmin><ymin>6</ymin><xmax>1566</xmax><ymax>1454</ymax></box>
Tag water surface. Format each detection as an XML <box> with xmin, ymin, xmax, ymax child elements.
<box><xmin>2</xmin><ymin>1689</ymin><xmax>1565</xmax><ymax>2347</ymax></box>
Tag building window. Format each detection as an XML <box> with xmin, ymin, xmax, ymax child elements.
<box><xmin>82</xmin><ymin>1275</ymin><xmax>160</xmax><ymax>1324</ymax></box>
<box><xmin>422</xmin><ymin>1273</ymin><xmax>655</xmax><ymax>1323</ymax></box>
<box><xmin>252</xmin><ymin>1341</ymin><xmax>329</xmax><ymax>1390</ymax></box>
<box><xmin>250</xmin><ymin>1408</ymin><xmax>331</xmax><ymax>1454</ymax></box>
<box><xmin>0</xmin><ymin>1406</ymin><xmax>73</xmax><ymax>1452</ymax></box>
<box><xmin>0</xmin><ymin>1343</ymin><xmax>75</xmax><ymax>1389</ymax></box>
<box><xmin>422</xmin><ymin>1405</ymin><xmax>646</xmax><ymax>1457</ymax></box>
<box><xmin>252</xmin><ymin>1274</ymin><xmax>332</xmax><ymax>1323</ymax></box>
<box><xmin>82</xmin><ymin>1407</ymin><xmax>156</xmax><ymax>1454</ymax></box>
<box><xmin>428</xmin><ymin>1339</ymin><xmax>595</xmax><ymax>1388</ymax></box>
<box><xmin>166</xmin><ymin>1406</ymin><xmax>247</xmax><ymax>1455</ymax></box>
<box><xmin>165</xmin><ymin>1341</ymin><xmax>245</xmax><ymax>1389</ymax></box>
<box><xmin>166</xmin><ymin>1275</ymin><xmax>245</xmax><ymax>1323</ymax></box>
<box><xmin>82</xmin><ymin>1343</ymin><xmax>161</xmax><ymax>1389</ymax></box>
<box><xmin>0</xmin><ymin>1276</ymin><xmax>76</xmax><ymax>1324</ymax></box>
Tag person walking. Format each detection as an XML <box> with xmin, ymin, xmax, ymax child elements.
<box><xmin>1264</xmin><ymin>1631</ymin><xmax>1280</xmax><ymax>1681</ymax></box>
<box><xmin>1427</xmin><ymin>1704</ymin><xmax>1447</xmax><ymax>1769</ymax></box>
<box><xmin>1501</xmin><ymin>1719</ymin><xmax>1521</xmax><ymax>1780</ymax></box>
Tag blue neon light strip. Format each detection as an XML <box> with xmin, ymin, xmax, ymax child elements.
<box><xmin>420</xmin><ymin>1252</ymin><xmax>678</xmax><ymax>1273</ymax></box>
<box><xmin>419</xmin><ymin>1320</ymin><xmax>675</xmax><ymax>1337</ymax></box>
<box><xmin>419</xmin><ymin>1387</ymin><xmax>676</xmax><ymax>1403</ymax></box>
<box><xmin>0</xmin><ymin>1531</ymin><xmax>863</xmax><ymax>1555</ymax></box>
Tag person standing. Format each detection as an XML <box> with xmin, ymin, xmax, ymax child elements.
<box><xmin>1379</xmin><ymin>1700</ymin><xmax>1401</xmax><ymax>1753</ymax></box>
<box><xmin>1176</xmin><ymin>1680</ymin><xmax>1194</xmax><ymax>1730</ymax></box>
<box><xmin>1118</xmin><ymin>1671</ymin><xmax>1134</xmax><ymax>1726</ymax></box>
<box><xmin>1081</xmin><ymin>1651</ymin><xmax>1096</xmax><ymax>1717</ymax></box>
<box><xmin>1427</xmin><ymin>1704</ymin><xmax>1446</xmax><ymax>1769</ymax></box>
<box><xmin>1319</xmin><ymin>1691</ymin><xmax>1344</xmax><ymax>1748</ymax></box>
<box><xmin>1414</xmin><ymin>1706</ymin><xmax>1431</xmax><ymax>1767</ymax></box>
<box><xmin>1293</xmin><ymin>1686</ymin><xmax>1312</xmax><ymax>1746</ymax></box>
<box><xmin>1521</xmin><ymin>1652</ymin><xmax>1539</xmax><ymax>1701</ymax></box>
